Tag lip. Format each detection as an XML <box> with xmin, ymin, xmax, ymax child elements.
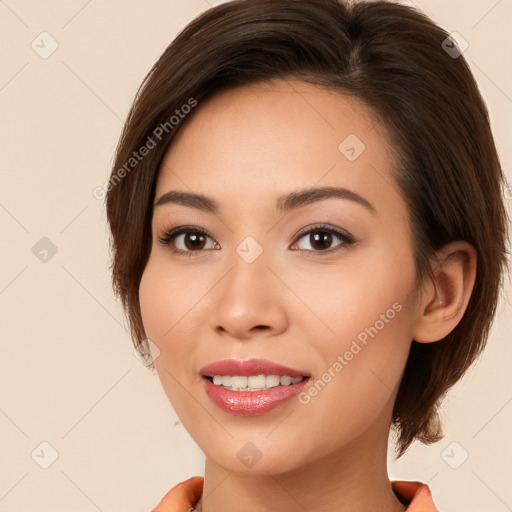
<box><xmin>199</xmin><ymin>358</ymin><xmax>310</xmax><ymax>379</ymax></box>
<box><xmin>200</xmin><ymin>358</ymin><xmax>311</xmax><ymax>416</ymax></box>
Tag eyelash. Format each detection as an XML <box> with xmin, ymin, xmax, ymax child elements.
<box><xmin>156</xmin><ymin>223</ymin><xmax>355</xmax><ymax>257</ymax></box>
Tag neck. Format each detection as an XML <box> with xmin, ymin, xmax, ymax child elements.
<box><xmin>196</xmin><ymin>421</ymin><xmax>406</xmax><ymax>512</ymax></box>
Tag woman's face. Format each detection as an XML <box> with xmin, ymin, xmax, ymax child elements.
<box><xmin>139</xmin><ymin>80</ymin><xmax>422</xmax><ymax>473</ymax></box>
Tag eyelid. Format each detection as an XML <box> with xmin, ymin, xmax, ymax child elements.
<box><xmin>290</xmin><ymin>223</ymin><xmax>355</xmax><ymax>253</ymax></box>
<box><xmin>156</xmin><ymin>223</ymin><xmax>355</xmax><ymax>255</ymax></box>
<box><xmin>292</xmin><ymin>223</ymin><xmax>354</xmax><ymax>243</ymax></box>
<box><xmin>156</xmin><ymin>225</ymin><xmax>218</xmax><ymax>251</ymax></box>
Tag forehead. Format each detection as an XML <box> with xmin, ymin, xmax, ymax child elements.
<box><xmin>155</xmin><ymin>79</ymin><xmax>400</xmax><ymax>216</ymax></box>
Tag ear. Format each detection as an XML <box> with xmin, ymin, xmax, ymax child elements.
<box><xmin>413</xmin><ymin>241</ymin><xmax>477</xmax><ymax>343</ymax></box>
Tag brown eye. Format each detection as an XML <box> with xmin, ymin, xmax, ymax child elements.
<box><xmin>182</xmin><ymin>232</ymin><xmax>207</xmax><ymax>251</ymax></box>
<box><xmin>292</xmin><ymin>225</ymin><xmax>355</xmax><ymax>253</ymax></box>
<box><xmin>157</xmin><ymin>227</ymin><xmax>218</xmax><ymax>253</ymax></box>
<box><xmin>309</xmin><ymin>231</ymin><xmax>333</xmax><ymax>251</ymax></box>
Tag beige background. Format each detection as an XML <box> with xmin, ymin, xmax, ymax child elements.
<box><xmin>0</xmin><ymin>0</ymin><xmax>511</xmax><ymax>511</ymax></box>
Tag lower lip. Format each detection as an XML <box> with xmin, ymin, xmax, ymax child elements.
<box><xmin>202</xmin><ymin>377</ymin><xmax>309</xmax><ymax>416</ymax></box>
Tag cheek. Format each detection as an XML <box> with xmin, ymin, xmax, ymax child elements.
<box><xmin>293</xmin><ymin>247</ymin><xmax>417</xmax><ymax>416</ymax></box>
<box><xmin>290</xmin><ymin>244</ymin><xmax>416</xmax><ymax>347</ymax></box>
<box><xmin>139</xmin><ymin>262</ymin><xmax>195</xmax><ymax>412</ymax></box>
<box><xmin>139</xmin><ymin>257</ymin><xmax>214</xmax><ymax>384</ymax></box>
<box><xmin>138</xmin><ymin>264</ymin><xmax>166</xmax><ymax>343</ymax></box>
<box><xmin>294</xmin><ymin>302</ymin><xmax>414</xmax><ymax>458</ymax></box>
<box><xmin>138</xmin><ymin>260</ymin><xmax>188</xmax><ymax>370</ymax></box>
<box><xmin>139</xmin><ymin>257</ymin><xmax>202</xmax><ymax>343</ymax></box>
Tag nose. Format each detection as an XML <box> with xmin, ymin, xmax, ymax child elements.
<box><xmin>207</xmin><ymin>249</ymin><xmax>289</xmax><ymax>340</ymax></box>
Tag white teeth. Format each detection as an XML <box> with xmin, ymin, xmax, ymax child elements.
<box><xmin>231</xmin><ymin>376</ymin><xmax>247</xmax><ymax>388</ymax></box>
<box><xmin>266</xmin><ymin>375</ymin><xmax>281</xmax><ymax>388</ymax></box>
<box><xmin>210</xmin><ymin>374</ymin><xmax>304</xmax><ymax>391</ymax></box>
<box><xmin>280</xmin><ymin>375</ymin><xmax>292</xmax><ymax>386</ymax></box>
<box><xmin>248</xmin><ymin>375</ymin><xmax>266</xmax><ymax>388</ymax></box>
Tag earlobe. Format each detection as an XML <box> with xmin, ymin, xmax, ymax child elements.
<box><xmin>413</xmin><ymin>241</ymin><xmax>477</xmax><ymax>343</ymax></box>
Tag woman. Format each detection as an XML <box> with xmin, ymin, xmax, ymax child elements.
<box><xmin>104</xmin><ymin>1</ymin><xmax>509</xmax><ymax>510</ymax></box>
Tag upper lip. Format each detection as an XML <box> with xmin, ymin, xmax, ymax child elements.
<box><xmin>200</xmin><ymin>358</ymin><xmax>310</xmax><ymax>378</ymax></box>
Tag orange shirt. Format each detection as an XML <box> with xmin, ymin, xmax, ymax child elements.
<box><xmin>151</xmin><ymin>476</ymin><xmax>439</xmax><ymax>511</ymax></box>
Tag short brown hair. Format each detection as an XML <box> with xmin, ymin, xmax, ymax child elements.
<box><xmin>105</xmin><ymin>0</ymin><xmax>510</xmax><ymax>456</ymax></box>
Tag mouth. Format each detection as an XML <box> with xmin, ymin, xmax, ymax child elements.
<box><xmin>199</xmin><ymin>358</ymin><xmax>311</xmax><ymax>415</ymax></box>
<box><xmin>203</xmin><ymin>374</ymin><xmax>308</xmax><ymax>391</ymax></box>
<box><xmin>200</xmin><ymin>358</ymin><xmax>311</xmax><ymax>386</ymax></box>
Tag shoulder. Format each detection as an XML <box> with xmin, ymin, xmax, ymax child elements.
<box><xmin>151</xmin><ymin>476</ymin><xmax>438</xmax><ymax>511</ymax></box>
<box><xmin>392</xmin><ymin>480</ymin><xmax>440</xmax><ymax>511</ymax></box>
<box><xmin>151</xmin><ymin>476</ymin><xmax>204</xmax><ymax>512</ymax></box>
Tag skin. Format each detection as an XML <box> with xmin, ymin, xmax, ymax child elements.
<box><xmin>139</xmin><ymin>79</ymin><xmax>477</xmax><ymax>512</ymax></box>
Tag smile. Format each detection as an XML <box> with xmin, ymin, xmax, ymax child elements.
<box><xmin>199</xmin><ymin>358</ymin><xmax>311</xmax><ymax>415</ymax></box>
<box><xmin>208</xmin><ymin>374</ymin><xmax>305</xmax><ymax>391</ymax></box>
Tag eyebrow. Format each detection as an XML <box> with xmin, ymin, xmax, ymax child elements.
<box><xmin>153</xmin><ymin>186</ymin><xmax>376</xmax><ymax>216</ymax></box>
